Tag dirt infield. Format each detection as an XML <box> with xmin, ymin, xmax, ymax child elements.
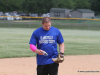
<box><xmin>0</xmin><ymin>55</ymin><xmax>100</xmax><ymax>75</ymax></box>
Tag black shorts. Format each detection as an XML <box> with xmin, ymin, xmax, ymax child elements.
<box><xmin>37</xmin><ymin>63</ymin><xmax>59</xmax><ymax>75</ymax></box>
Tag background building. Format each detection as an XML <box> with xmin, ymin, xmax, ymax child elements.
<box><xmin>70</xmin><ymin>9</ymin><xmax>95</xmax><ymax>18</ymax></box>
<box><xmin>50</xmin><ymin>8</ymin><xmax>70</xmax><ymax>18</ymax></box>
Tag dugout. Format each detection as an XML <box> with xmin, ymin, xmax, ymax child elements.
<box><xmin>50</xmin><ymin>8</ymin><xmax>70</xmax><ymax>18</ymax></box>
<box><xmin>70</xmin><ymin>9</ymin><xmax>95</xmax><ymax>18</ymax></box>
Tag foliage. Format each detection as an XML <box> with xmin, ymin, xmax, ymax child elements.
<box><xmin>90</xmin><ymin>0</ymin><xmax>100</xmax><ymax>15</ymax></box>
<box><xmin>0</xmin><ymin>0</ymin><xmax>23</xmax><ymax>12</ymax></box>
<box><xmin>58</xmin><ymin>0</ymin><xmax>75</xmax><ymax>9</ymax></box>
<box><xmin>74</xmin><ymin>0</ymin><xmax>91</xmax><ymax>9</ymax></box>
<box><xmin>0</xmin><ymin>0</ymin><xmax>100</xmax><ymax>15</ymax></box>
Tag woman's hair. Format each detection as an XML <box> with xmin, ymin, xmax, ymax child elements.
<box><xmin>42</xmin><ymin>17</ymin><xmax>51</xmax><ymax>24</ymax></box>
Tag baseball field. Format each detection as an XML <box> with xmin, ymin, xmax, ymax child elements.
<box><xmin>0</xmin><ymin>24</ymin><xmax>100</xmax><ymax>75</ymax></box>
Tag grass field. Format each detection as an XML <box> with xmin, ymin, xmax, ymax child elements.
<box><xmin>0</xmin><ymin>28</ymin><xmax>100</xmax><ymax>58</ymax></box>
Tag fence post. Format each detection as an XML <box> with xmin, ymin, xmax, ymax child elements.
<box><xmin>88</xmin><ymin>20</ymin><xmax>90</xmax><ymax>30</ymax></box>
<box><xmin>69</xmin><ymin>19</ymin><xmax>70</xmax><ymax>29</ymax></box>
<box><xmin>9</xmin><ymin>20</ymin><xmax>10</xmax><ymax>28</ymax></box>
<box><xmin>29</xmin><ymin>20</ymin><xmax>31</xmax><ymax>28</ymax></box>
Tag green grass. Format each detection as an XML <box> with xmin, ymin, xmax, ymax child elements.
<box><xmin>63</xmin><ymin>30</ymin><xmax>100</xmax><ymax>55</ymax></box>
<box><xmin>0</xmin><ymin>28</ymin><xmax>100</xmax><ymax>58</ymax></box>
<box><xmin>0</xmin><ymin>28</ymin><xmax>36</xmax><ymax>58</ymax></box>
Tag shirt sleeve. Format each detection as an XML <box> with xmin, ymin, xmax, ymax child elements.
<box><xmin>57</xmin><ymin>30</ymin><xmax>64</xmax><ymax>44</ymax></box>
<box><xmin>29</xmin><ymin>32</ymin><xmax>37</xmax><ymax>45</ymax></box>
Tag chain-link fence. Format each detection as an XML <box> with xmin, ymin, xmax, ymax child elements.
<box><xmin>0</xmin><ymin>16</ymin><xmax>100</xmax><ymax>30</ymax></box>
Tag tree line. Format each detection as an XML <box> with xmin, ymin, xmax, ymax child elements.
<box><xmin>0</xmin><ymin>0</ymin><xmax>100</xmax><ymax>15</ymax></box>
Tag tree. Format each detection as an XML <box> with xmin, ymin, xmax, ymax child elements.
<box><xmin>58</xmin><ymin>0</ymin><xmax>75</xmax><ymax>9</ymax></box>
<box><xmin>21</xmin><ymin>0</ymin><xmax>59</xmax><ymax>14</ymax></box>
<box><xmin>0</xmin><ymin>0</ymin><xmax>100</xmax><ymax>14</ymax></box>
<box><xmin>74</xmin><ymin>0</ymin><xmax>91</xmax><ymax>9</ymax></box>
<box><xmin>0</xmin><ymin>0</ymin><xmax>7</xmax><ymax>12</ymax></box>
<box><xmin>90</xmin><ymin>0</ymin><xmax>100</xmax><ymax>15</ymax></box>
<box><xmin>0</xmin><ymin>0</ymin><xmax>23</xmax><ymax>12</ymax></box>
